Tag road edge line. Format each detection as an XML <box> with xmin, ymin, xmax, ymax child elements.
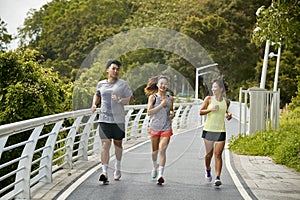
<box><xmin>56</xmin><ymin>139</ymin><xmax>151</xmax><ymax>200</ymax></box>
<box><xmin>225</xmin><ymin>145</ymin><xmax>252</xmax><ymax>200</ymax></box>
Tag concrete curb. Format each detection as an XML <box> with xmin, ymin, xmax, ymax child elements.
<box><xmin>233</xmin><ymin>154</ymin><xmax>300</xmax><ymax>200</ymax></box>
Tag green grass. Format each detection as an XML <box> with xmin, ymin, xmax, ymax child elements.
<box><xmin>228</xmin><ymin>107</ymin><xmax>300</xmax><ymax>172</ymax></box>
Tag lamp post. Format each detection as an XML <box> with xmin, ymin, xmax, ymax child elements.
<box><xmin>173</xmin><ymin>75</ymin><xmax>177</xmax><ymax>96</ymax></box>
<box><xmin>195</xmin><ymin>63</ymin><xmax>218</xmax><ymax>100</ymax></box>
<box><xmin>269</xmin><ymin>42</ymin><xmax>281</xmax><ymax>130</ymax></box>
<box><xmin>269</xmin><ymin>42</ymin><xmax>281</xmax><ymax>91</ymax></box>
<box><xmin>260</xmin><ymin>40</ymin><xmax>270</xmax><ymax>89</ymax></box>
<box><xmin>260</xmin><ymin>40</ymin><xmax>281</xmax><ymax>91</ymax></box>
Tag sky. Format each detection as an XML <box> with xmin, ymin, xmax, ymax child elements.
<box><xmin>0</xmin><ymin>0</ymin><xmax>51</xmax><ymax>49</ymax></box>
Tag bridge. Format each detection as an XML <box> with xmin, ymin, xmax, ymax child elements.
<box><xmin>0</xmin><ymin>92</ymin><xmax>281</xmax><ymax>200</ymax></box>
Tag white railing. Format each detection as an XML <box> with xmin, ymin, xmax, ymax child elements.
<box><xmin>0</xmin><ymin>102</ymin><xmax>203</xmax><ymax>199</ymax></box>
<box><xmin>238</xmin><ymin>88</ymin><xmax>280</xmax><ymax>134</ymax></box>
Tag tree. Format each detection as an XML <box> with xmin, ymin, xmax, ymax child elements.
<box><xmin>0</xmin><ymin>49</ymin><xmax>69</xmax><ymax>125</ymax></box>
<box><xmin>0</xmin><ymin>18</ymin><xmax>12</xmax><ymax>51</ymax></box>
<box><xmin>18</xmin><ymin>0</ymin><xmax>136</xmax><ymax>80</ymax></box>
<box><xmin>18</xmin><ymin>0</ymin><xmax>293</xmax><ymax>104</ymax></box>
<box><xmin>251</xmin><ymin>0</ymin><xmax>300</xmax><ymax>106</ymax></box>
<box><xmin>252</xmin><ymin>0</ymin><xmax>300</xmax><ymax>48</ymax></box>
<box><xmin>289</xmin><ymin>76</ymin><xmax>300</xmax><ymax>110</ymax></box>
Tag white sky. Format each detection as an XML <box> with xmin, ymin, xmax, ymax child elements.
<box><xmin>0</xmin><ymin>0</ymin><xmax>51</xmax><ymax>49</ymax></box>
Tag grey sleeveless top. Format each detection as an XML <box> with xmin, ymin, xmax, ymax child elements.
<box><xmin>149</xmin><ymin>94</ymin><xmax>172</xmax><ymax>131</ymax></box>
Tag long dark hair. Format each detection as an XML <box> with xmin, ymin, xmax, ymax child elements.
<box><xmin>144</xmin><ymin>75</ymin><xmax>169</xmax><ymax>96</ymax></box>
<box><xmin>212</xmin><ymin>78</ymin><xmax>229</xmax><ymax>96</ymax></box>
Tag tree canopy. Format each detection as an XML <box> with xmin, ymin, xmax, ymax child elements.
<box><xmin>0</xmin><ymin>18</ymin><xmax>12</xmax><ymax>52</ymax></box>
<box><xmin>1</xmin><ymin>0</ymin><xmax>299</xmax><ymax>123</ymax></box>
<box><xmin>252</xmin><ymin>0</ymin><xmax>300</xmax><ymax>48</ymax></box>
<box><xmin>0</xmin><ymin>49</ymin><xmax>69</xmax><ymax>125</ymax></box>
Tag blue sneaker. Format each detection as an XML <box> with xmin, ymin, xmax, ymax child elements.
<box><xmin>205</xmin><ymin>170</ymin><xmax>212</xmax><ymax>182</ymax></box>
<box><xmin>151</xmin><ymin>169</ymin><xmax>157</xmax><ymax>179</ymax></box>
<box><xmin>214</xmin><ymin>176</ymin><xmax>222</xmax><ymax>186</ymax></box>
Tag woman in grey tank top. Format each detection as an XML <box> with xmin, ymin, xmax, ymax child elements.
<box><xmin>144</xmin><ymin>75</ymin><xmax>174</xmax><ymax>185</ymax></box>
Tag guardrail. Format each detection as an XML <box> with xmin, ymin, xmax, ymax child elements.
<box><xmin>238</xmin><ymin>88</ymin><xmax>280</xmax><ymax>134</ymax></box>
<box><xmin>0</xmin><ymin>102</ymin><xmax>203</xmax><ymax>199</ymax></box>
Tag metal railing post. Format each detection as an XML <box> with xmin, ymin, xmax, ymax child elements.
<box><xmin>15</xmin><ymin>125</ymin><xmax>44</xmax><ymax>199</ymax></box>
<box><xmin>141</xmin><ymin>114</ymin><xmax>150</xmax><ymax>137</ymax></box>
<box><xmin>131</xmin><ymin>108</ymin><xmax>145</xmax><ymax>138</ymax></box>
<box><xmin>180</xmin><ymin>105</ymin><xmax>190</xmax><ymax>129</ymax></box>
<box><xmin>39</xmin><ymin>120</ymin><xmax>64</xmax><ymax>183</ymax></box>
<box><xmin>0</xmin><ymin>136</ymin><xmax>8</xmax><ymax>159</ymax></box>
<box><xmin>78</xmin><ymin>113</ymin><xmax>98</xmax><ymax>160</ymax></box>
<box><xmin>64</xmin><ymin>116</ymin><xmax>83</xmax><ymax>169</ymax></box>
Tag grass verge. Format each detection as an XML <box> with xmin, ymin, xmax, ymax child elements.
<box><xmin>228</xmin><ymin>107</ymin><xmax>300</xmax><ymax>172</ymax></box>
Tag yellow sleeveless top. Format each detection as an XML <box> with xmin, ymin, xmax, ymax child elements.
<box><xmin>203</xmin><ymin>96</ymin><xmax>227</xmax><ymax>132</ymax></box>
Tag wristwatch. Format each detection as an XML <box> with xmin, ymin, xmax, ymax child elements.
<box><xmin>118</xmin><ymin>97</ymin><xmax>122</xmax><ymax>103</ymax></box>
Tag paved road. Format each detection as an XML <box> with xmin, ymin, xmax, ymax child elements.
<box><xmin>63</xmin><ymin>119</ymin><xmax>254</xmax><ymax>200</ymax></box>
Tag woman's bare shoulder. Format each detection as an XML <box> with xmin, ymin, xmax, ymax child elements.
<box><xmin>204</xmin><ymin>96</ymin><xmax>212</xmax><ymax>101</ymax></box>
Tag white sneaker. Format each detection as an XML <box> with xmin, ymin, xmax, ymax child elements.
<box><xmin>205</xmin><ymin>170</ymin><xmax>212</xmax><ymax>182</ymax></box>
<box><xmin>113</xmin><ymin>170</ymin><xmax>121</xmax><ymax>180</ymax></box>
<box><xmin>214</xmin><ymin>177</ymin><xmax>222</xmax><ymax>186</ymax></box>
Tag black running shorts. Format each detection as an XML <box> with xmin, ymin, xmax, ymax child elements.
<box><xmin>99</xmin><ymin>122</ymin><xmax>125</xmax><ymax>140</ymax></box>
<box><xmin>202</xmin><ymin>130</ymin><xmax>226</xmax><ymax>141</ymax></box>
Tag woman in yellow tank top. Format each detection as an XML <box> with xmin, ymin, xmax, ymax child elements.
<box><xmin>200</xmin><ymin>79</ymin><xmax>232</xmax><ymax>186</ymax></box>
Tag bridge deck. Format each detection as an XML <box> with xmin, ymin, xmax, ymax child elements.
<box><xmin>49</xmin><ymin>119</ymin><xmax>250</xmax><ymax>200</ymax></box>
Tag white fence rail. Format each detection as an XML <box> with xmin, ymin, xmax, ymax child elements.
<box><xmin>0</xmin><ymin>96</ymin><xmax>276</xmax><ymax>199</ymax></box>
<box><xmin>238</xmin><ymin>88</ymin><xmax>280</xmax><ymax>134</ymax></box>
<box><xmin>0</xmin><ymin>102</ymin><xmax>203</xmax><ymax>199</ymax></box>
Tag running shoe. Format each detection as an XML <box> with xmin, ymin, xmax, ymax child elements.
<box><xmin>114</xmin><ymin>170</ymin><xmax>121</xmax><ymax>180</ymax></box>
<box><xmin>157</xmin><ymin>176</ymin><xmax>164</xmax><ymax>185</ymax></box>
<box><xmin>214</xmin><ymin>177</ymin><xmax>222</xmax><ymax>186</ymax></box>
<box><xmin>99</xmin><ymin>173</ymin><xmax>109</xmax><ymax>184</ymax></box>
<box><xmin>151</xmin><ymin>169</ymin><xmax>158</xmax><ymax>179</ymax></box>
<box><xmin>205</xmin><ymin>170</ymin><xmax>212</xmax><ymax>182</ymax></box>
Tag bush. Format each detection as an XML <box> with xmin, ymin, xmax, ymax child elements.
<box><xmin>229</xmin><ymin>107</ymin><xmax>300</xmax><ymax>172</ymax></box>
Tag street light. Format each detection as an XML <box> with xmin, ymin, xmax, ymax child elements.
<box><xmin>260</xmin><ymin>40</ymin><xmax>270</xmax><ymax>89</ymax></box>
<box><xmin>268</xmin><ymin>42</ymin><xmax>281</xmax><ymax>130</ymax></box>
<box><xmin>260</xmin><ymin>40</ymin><xmax>281</xmax><ymax>91</ymax></box>
<box><xmin>195</xmin><ymin>63</ymin><xmax>218</xmax><ymax>100</ymax></box>
<box><xmin>268</xmin><ymin>42</ymin><xmax>281</xmax><ymax>92</ymax></box>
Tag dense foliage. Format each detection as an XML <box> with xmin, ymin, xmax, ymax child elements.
<box><xmin>17</xmin><ymin>0</ymin><xmax>271</xmax><ymax>103</ymax></box>
<box><xmin>288</xmin><ymin>76</ymin><xmax>300</xmax><ymax>110</ymax></box>
<box><xmin>252</xmin><ymin>0</ymin><xmax>300</xmax><ymax>48</ymax></box>
<box><xmin>0</xmin><ymin>49</ymin><xmax>70</xmax><ymax>125</ymax></box>
<box><xmin>0</xmin><ymin>18</ymin><xmax>12</xmax><ymax>51</ymax></box>
<box><xmin>0</xmin><ymin>0</ymin><xmax>298</xmax><ymax>122</ymax></box>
